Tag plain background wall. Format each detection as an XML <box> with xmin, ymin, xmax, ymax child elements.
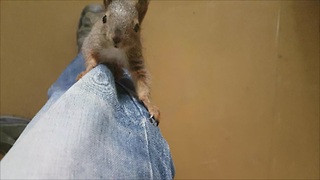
<box><xmin>1</xmin><ymin>1</ymin><xmax>319</xmax><ymax>179</ymax></box>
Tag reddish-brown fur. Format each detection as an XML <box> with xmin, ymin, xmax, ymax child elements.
<box><xmin>77</xmin><ymin>0</ymin><xmax>160</xmax><ymax>122</ymax></box>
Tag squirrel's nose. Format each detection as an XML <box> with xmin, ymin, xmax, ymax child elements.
<box><xmin>113</xmin><ymin>28</ymin><xmax>122</xmax><ymax>48</ymax></box>
<box><xmin>113</xmin><ymin>36</ymin><xmax>121</xmax><ymax>47</ymax></box>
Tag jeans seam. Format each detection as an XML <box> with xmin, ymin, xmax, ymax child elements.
<box><xmin>116</xmin><ymin>81</ymin><xmax>154</xmax><ymax>179</ymax></box>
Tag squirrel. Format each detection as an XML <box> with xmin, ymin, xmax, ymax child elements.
<box><xmin>77</xmin><ymin>0</ymin><xmax>160</xmax><ymax>123</ymax></box>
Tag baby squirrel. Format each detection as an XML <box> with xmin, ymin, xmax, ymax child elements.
<box><xmin>77</xmin><ymin>0</ymin><xmax>160</xmax><ymax>123</ymax></box>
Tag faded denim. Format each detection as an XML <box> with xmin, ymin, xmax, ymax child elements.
<box><xmin>0</xmin><ymin>53</ymin><xmax>175</xmax><ymax>179</ymax></box>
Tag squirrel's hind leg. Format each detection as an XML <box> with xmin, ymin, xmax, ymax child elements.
<box><xmin>129</xmin><ymin>58</ymin><xmax>160</xmax><ymax>122</ymax></box>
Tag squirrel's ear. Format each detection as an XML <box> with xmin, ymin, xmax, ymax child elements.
<box><xmin>136</xmin><ymin>0</ymin><xmax>150</xmax><ymax>23</ymax></box>
<box><xmin>103</xmin><ymin>0</ymin><xmax>112</xmax><ymax>9</ymax></box>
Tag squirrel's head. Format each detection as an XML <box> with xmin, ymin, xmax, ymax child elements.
<box><xmin>102</xmin><ymin>0</ymin><xmax>150</xmax><ymax>49</ymax></box>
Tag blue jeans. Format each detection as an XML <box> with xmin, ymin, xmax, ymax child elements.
<box><xmin>0</xmin><ymin>53</ymin><xmax>175</xmax><ymax>179</ymax></box>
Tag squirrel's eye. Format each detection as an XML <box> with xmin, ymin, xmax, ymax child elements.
<box><xmin>102</xmin><ymin>15</ymin><xmax>107</xmax><ymax>23</ymax></box>
<box><xmin>134</xmin><ymin>23</ymin><xmax>140</xmax><ymax>32</ymax></box>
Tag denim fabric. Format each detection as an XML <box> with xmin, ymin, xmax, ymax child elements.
<box><xmin>0</xmin><ymin>53</ymin><xmax>175</xmax><ymax>179</ymax></box>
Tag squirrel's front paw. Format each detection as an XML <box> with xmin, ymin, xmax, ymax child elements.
<box><xmin>148</xmin><ymin>105</ymin><xmax>160</xmax><ymax>124</ymax></box>
<box><xmin>76</xmin><ymin>71</ymin><xmax>87</xmax><ymax>81</ymax></box>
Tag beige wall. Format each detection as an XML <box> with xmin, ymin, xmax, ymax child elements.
<box><xmin>1</xmin><ymin>1</ymin><xmax>319</xmax><ymax>179</ymax></box>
